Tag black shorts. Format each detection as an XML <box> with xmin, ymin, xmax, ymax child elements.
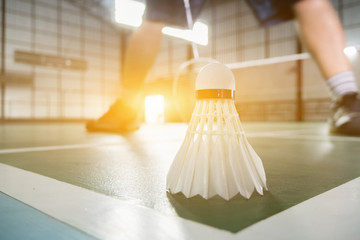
<box><xmin>246</xmin><ymin>0</ymin><xmax>301</xmax><ymax>26</ymax></box>
<box><xmin>144</xmin><ymin>0</ymin><xmax>301</xmax><ymax>28</ymax></box>
<box><xmin>144</xmin><ymin>0</ymin><xmax>208</xmax><ymax>28</ymax></box>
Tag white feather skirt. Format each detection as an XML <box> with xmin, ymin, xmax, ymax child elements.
<box><xmin>166</xmin><ymin>99</ymin><xmax>267</xmax><ymax>200</ymax></box>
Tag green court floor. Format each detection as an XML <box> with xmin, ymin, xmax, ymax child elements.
<box><xmin>0</xmin><ymin>122</ymin><xmax>359</xmax><ymax>239</ymax></box>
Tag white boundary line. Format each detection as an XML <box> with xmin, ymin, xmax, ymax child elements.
<box><xmin>236</xmin><ymin>177</ymin><xmax>360</xmax><ymax>240</ymax></box>
<box><xmin>1</xmin><ymin>127</ymin><xmax>359</xmax><ymax>155</ymax></box>
<box><xmin>0</xmin><ymin>163</ymin><xmax>359</xmax><ymax>240</ymax></box>
<box><xmin>254</xmin><ymin>134</ymin><xmax>360</xmax><ymax>142</ymax></box>
<box><xmin>0</xmin><ymin>163</ymin><xmax>233</xmax><ymax>240</ymax></box>
<box><xmin>0</xmin><ymin>143</ymin><xmax>121</xmax><ymax>154</ymax></box>
<box><xmin>247</xmin><ymin>130</ymin><xmax>360</xmax><ymax>142</ymax></box>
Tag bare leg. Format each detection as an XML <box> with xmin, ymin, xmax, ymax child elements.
<box><xmin>293</xmin><ymin>0</ymin><xmax>360</xmax><ymax>135</ymax></box>
<box><xmin>121</xmin><ymin>20</ymin><xmax>165</xmax><ymax>107</ymax></box>
<box><xmin>293</xmin><ymin>0</ymin><xmax>350</xmax><ymax>79</ymax></box>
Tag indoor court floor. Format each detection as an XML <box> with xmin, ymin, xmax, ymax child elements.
<box><xmin>0</xmin><ymin>122</ymin><xmax>359</xmax><ymax>239</ymax></box>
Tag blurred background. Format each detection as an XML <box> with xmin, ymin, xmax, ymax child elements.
<box><xmin>1</xmin><ymin>0</ymin><xmax>360</xmax><ymax>123</ymax></box>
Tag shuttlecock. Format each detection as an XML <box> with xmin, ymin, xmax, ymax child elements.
<box><xmin>166</xmin><ymin>63</ymin><xmax>267</xmax><ymax>200</ymax></box>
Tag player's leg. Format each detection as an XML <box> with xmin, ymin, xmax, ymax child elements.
<box><xmin>293</xmin><ymin>0</ymin><xmax>351</xmax><ymax>79</ymax></box>
<box><xmin>86</xmin><ymin>0</ymin><xmax>208</xmax><ymax>133</ymax></box>
<box><xmin>121</xmin><ymin>20</ymin><xmax>165</xmax><ymax>109</ymax></box>
<box><xmin>86</xmin><ymin>20</ymin><xmax>164</xmax><ymax>132</ymax></box>
<box><xmin>293</xmin><ymin>0</ymin><xmax>360</xmax><ymax>135</ymax></box>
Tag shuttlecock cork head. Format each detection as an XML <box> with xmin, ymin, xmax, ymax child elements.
<box><xmin>195</xmin><ymin>63</ymin><xmax>235</xmax><ymax>99</ymax></box>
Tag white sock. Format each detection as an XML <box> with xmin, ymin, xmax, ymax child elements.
<box><xmin>326</xmin><ymin>71</ymin><xmax>359</xmax><ymax>99</ymax></box>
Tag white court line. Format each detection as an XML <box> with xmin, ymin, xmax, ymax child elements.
<box><xmin>0</xmin><ymin>128</ymin><xmax>316</xmax><ymax>155</ymax></box>
<box><xmin>0</xmin><ymin>163</ymin><xmax>233</xmax><ymax>240</ymax></box>
<box><xmin>246</xmin><ymin>128</ymin><xmax>318</xmax><ymax>137</ymax></box>
<box><xmin>0</xmin><ymin>142</ymin><xmax>121</xmax><ymax>154</ymax></box>
<box><xmin>236</xmin><ymin>177</ymin><xmax>360</xmax><ymax>240</ymax></box>
<box><xmin>254</xmin><ymin>134</ymin><xmax>360</xmax><ymax>142</ymax></box>
<box><xmin>247</xmin><ymin>129</ymin><xmax>360</xmax><ymax>142</ymax></box>
<box><xmin>1</xmin><ymin>127</ymin><xmax>359</xmax><ymax>155</ymax></box>
<box><xmin>0</xmin><ymin>163</ymin><xmax>359</xmax><ymax>239</ymax></box>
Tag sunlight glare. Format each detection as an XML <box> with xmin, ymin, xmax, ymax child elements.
<box><xmin>115</xmin><ymin>0</ymin><xmax>145</xmax><ymax>27</ymax></box>
<box><xmin>145</xmin><ymin>95</ymin><xmax>165</xmax><ymax>124</ymax></box>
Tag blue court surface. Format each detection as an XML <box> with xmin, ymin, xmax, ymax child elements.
<box><xmin>0</xmin><ymin>122</ymin><xmax>359</xmax><ymax>239</ymax></box>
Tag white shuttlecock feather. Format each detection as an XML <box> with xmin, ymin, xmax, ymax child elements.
<box><xmin>166</xmin><ymin>63</ymin><xmax>267</xmax><ymax>200</ymax></box>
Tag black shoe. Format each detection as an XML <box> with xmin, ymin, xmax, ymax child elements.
<box><xmin>329</xmin><ymin>92</ymin><xmax>360</xmax><ymax>135</ymax></box>
<box><xmin>86</xmin><ymin>99</ymin><xmax>141</xmax><ymax>133</ymax></box>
